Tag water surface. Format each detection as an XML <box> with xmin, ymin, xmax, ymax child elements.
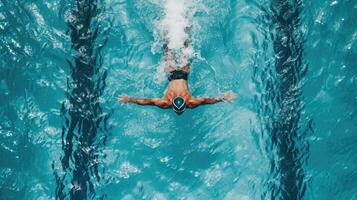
<box><xmin>0</xmin><ymin>0</ymin><xmax>356</xmax><ymax>199</ymax></box>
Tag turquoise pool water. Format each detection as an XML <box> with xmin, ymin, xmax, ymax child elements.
<box><xmin>0</xmin><ymin>0</ymin><xmax>356</xmax><ymax>199</ymax></box>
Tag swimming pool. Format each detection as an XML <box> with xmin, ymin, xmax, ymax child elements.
<box><xmin>0</xmin><ymin>0</ymin><xmax>356</xmax><ymax>199</ymax></box>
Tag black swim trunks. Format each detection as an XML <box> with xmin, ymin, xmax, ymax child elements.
<box><xmin>168</xmin><ymin>70</ymin><xmax>189</xmax><ymax>81</ymax></box>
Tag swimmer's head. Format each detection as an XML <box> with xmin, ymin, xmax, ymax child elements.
<box><xmin>172</xmin><ymin>96</ymin><xmax>186</xmax><ymax>115</ymax></box>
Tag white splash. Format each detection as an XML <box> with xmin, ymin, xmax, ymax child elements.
<box><xmin>154</xmin><ymin>0</ymin><xmax>198</xmax><ymax>83</ymax></box>
<box><xmin>160</xmin><ymin>0</ymin><xmax>189</xmax><ymax>50</ymax></box>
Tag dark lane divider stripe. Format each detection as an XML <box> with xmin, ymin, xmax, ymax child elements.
<box><xmin>253</xmin><ymin>0</ymin><xmax>313</xmax><ymax>199</ymax></box>
<box><xmin>54</xmin><ymin>0</ymin><xmax>110</xmax><ymax>199</ymax></box>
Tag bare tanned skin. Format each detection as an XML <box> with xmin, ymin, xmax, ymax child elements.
<box><xmin>119</xmin><ymin>40</ymin><xmax>235</xmax><ymax>109</ymax></box>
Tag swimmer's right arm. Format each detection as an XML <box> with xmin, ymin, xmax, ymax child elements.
<box><xmin>119</xmin><ymin>95</ymin><xmax>170</xmax><ymax>108</ymax></box>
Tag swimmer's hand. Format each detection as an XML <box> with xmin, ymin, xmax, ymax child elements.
<box><xmin>222</xmin><ymin>92</ymin><xmax>236</xmax><ymax>102</ymax></box>
<box><xmin>119</xmin><ymin>94</ymin><xmax>130</xmax><ymax>103</ymax></box>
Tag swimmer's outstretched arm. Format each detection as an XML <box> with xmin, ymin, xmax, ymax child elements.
<box><xmin>119</xmin><ymin>95</ymin><xmax>170</xmax><ymax>108</ymax></box>
<box><xmin>188</xmin><ymin>92</ymin><xmax>236</xmax><ymax>108</ymax></box>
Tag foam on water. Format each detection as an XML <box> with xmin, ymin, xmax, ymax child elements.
<box><xmin>160</xmin><ymin>0</ymin><xmax>189</xmax><ymax>50</ymax></box>
<box><xmin>155</xmin><ymin>0</ymin><xmax>196</xmax><ymax>82</ymax></box>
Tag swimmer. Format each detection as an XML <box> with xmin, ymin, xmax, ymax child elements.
<box><xmin>119</xmin><ymin>38</ymin><xmax>236</xmax><ymax>115</ymax></box>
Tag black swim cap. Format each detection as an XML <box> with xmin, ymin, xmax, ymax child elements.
<box><xmin>172</xmin><ymin>96</ymin><xmax>186</xmax><ymax>114</ymax></box>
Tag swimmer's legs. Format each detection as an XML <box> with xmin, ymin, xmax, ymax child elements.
<box><xmin>164</xmin><ymin>27</ymin><xmax>191</xmax><ymax>74</ymax></box>
<box><xmin>163</xmin><ymin>43</ymin><xmax>176</xmax><ymax>73</ymax></box>
<box><xmin>182</xmin><ymin>64</ymin><xmax>190</xmax><ymax>73</ymax></box>
<box><xmin>181</xmin><ymin>30</ymin><xmax>191</xmax><ymax>74</ymax></box>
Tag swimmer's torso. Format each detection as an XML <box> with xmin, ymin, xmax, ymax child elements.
<box><xmin>164</xmin><ymin>79</ymin><xmax>192</xmax><ymax>102</ymax></box>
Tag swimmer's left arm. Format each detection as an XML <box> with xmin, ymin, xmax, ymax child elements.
<box><xmin>188</xmin><ymin>92</ymin><xmax>236</xmax><ymax>108</ymax></box>
<box><xmin>188</xmin><ymin>97</ymin><xmax>223</xmax><ymax>108</ymax></box>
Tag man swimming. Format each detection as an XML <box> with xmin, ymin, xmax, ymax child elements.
<box><xmin>119</xmin><ymin>40</ymin><xmax>235</xmax><ymax>115</ymax></box>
